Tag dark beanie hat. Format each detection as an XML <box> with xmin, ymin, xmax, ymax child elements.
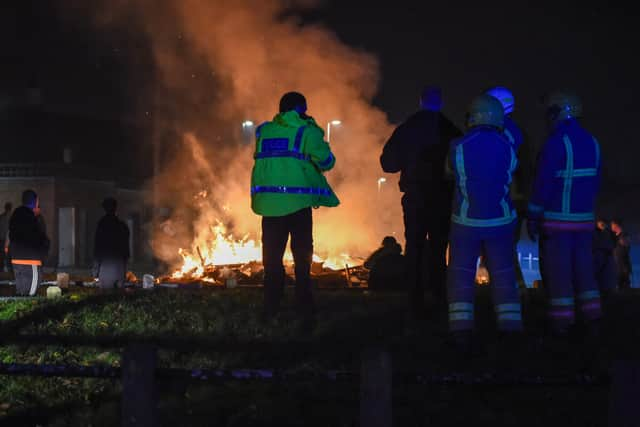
<box><xmin>279</xmin><ymin>92</ymin><xmax>307</xmax><ymax>113</ymax></box>
<box><xmin>102</xmin><ymin>197</ymin><xmax>118</xmax><ymax>214</ymax></box>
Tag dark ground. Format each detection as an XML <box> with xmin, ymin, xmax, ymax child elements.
<box><xmin>0</xmin><ymin>286</ymin><xmax>638</xmax><ymax>426</ymax></box>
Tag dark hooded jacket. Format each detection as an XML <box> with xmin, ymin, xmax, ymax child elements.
<box><xmin>94</xmin><ymin>214</ymin><xmax>130</xmax><ymax>261</ymax></box>
<box><xmin>381</xmin><ymin>110</ymin><xmax>462</xmax><ymax>196</ymax></box>
<box><xmin>8</xmin><ymin>206</ymin><xmax>50</xmax><ymax>262</ymax></box>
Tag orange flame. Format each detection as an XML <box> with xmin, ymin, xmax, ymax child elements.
<box><xmin>170</xmin><ymin>196</ymin><xmax>363</xmax><ymax>280</ymax></box>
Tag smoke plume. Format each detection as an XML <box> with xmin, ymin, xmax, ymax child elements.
<box><xmin>73</xmin><ymin>0</ymin><xmax>403</xmax><ymax>269</ymax></box>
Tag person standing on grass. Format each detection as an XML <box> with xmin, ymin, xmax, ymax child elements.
<box><xmin>380</xmin><ymin>86</ymin><xmax>462</xmax><ymax>321</ymax></box>
<box><xmin>251</xmin><ymin>91</ymin><xmax>339</xmax><ymax>334</ymax></box>
<box><xmin>527</xmin><ymin>91</ymin><xmax>602</xmax><ymax>339</ymax></box>
<box><xmin>8</xmin><ymin>190</ymin><xmax>49</xmax><ymax>296</ymax></box>
<box><xmin>94</xmin><ymin>197</ymin><xmax>130</xmax><ymax>290</ymax></box>
<box><xmin>446</xmin><ymin>95</ymin><xmax>522</xmax><ymax>354</ymax></box>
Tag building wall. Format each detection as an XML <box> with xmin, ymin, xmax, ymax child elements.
<box><xmin>0</xmin><ymin>176</ymin><xmax>152</xmax><ymax>269</ymax></box>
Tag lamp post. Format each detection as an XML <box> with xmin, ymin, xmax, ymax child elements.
<box><xmin>242</xmin><ymin>120</ymin><xmax>254</xmax><ymax>145</ymax></box>
<box><xmin>377</xmin><ymin>177</ymin><xmax>387</xmax><ymax>193</ymax></box>
<box><xmin>326</xmin><ymin>120</ymin><xmax>341</xmax><ymax>142</ymax></box>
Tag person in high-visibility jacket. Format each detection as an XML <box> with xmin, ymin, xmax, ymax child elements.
<box><xmin>447</xmin><ymin>94</ymin><xmax>522</xmax><ymax>350</ymax></box>
<box><xmin>251</xmin><ymin>91</ymin><xmax>339</xmax><ymax>331</ymax></box>
<box><xmin>527</xmin><ymin>91</ymin><xmax>602</xmax><ymax>337</ymax></box>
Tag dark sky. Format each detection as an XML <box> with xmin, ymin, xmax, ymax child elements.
<box><xmin>2</xmin><ymin>1</ymin><xmax>639</xmax><ymax>186</ymax></box>
<box><xmin>302</xmin><ymin>1</ymin><xmax>640</xmax><ymax>185</ymax></box>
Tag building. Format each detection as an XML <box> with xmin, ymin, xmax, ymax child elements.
<box><xmin>0</xmin><ymin>163</ymin><xmax>152</xmax><ymax>270</ymax></box>
<box><xmin>0</xmin><ymin>87</ymin><xmax>154</xmax><ymax>271</ymax></box>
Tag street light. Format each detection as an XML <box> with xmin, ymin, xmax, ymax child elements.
<box><xmin>377</xmin><ymin>177</ymin><xmax>387</xmax><ymax>193</ymax></box>
<box><xmin>241</xmin><ymin>120</ymin><xmax>255</xmax><ymax>145</ymax></box>
<box><xmin>327</xmin><ymin>120</ymin><xmax>341</xmax><ymax>142</ymax></box>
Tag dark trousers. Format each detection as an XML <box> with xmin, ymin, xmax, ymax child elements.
<box><xmin>479</xmin><ymin>218</ymin><xmax>526</xmax><ymax>288</ymax></box>
<box><xmin>13</xmin><ymin>263</ymin><xmax>42</xmax><ymax>296</ymax></box>
<box><xmin>262</xmin><ymin>208</ymin><xmax>314</xmax><ymax>317</ymax></box>
<box><xmin>447</xmin><ymin>223</ymin><xmax>521</xmax><ymax>332</ymax></box>
<box><xmin>402</xmin><ymin>192</ymin><xmax>450</xmax><ymax>314</ymax></box>
<box><xmin>541</xmin><ymin>230</ymin><xmax>601</xmax><ymax>332</ymax></box>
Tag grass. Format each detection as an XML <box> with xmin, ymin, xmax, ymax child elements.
<box><xmin>0</xmin><ymin>286</ymin><xmax>632</xmax><ymax>426</ymax></box>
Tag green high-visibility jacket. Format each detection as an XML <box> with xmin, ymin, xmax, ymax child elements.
<box><xmin>251</xmin><ymin>111</ymin><xmax>339</xmax><ymax>217</ymax></box>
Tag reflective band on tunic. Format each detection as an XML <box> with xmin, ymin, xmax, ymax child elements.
<box><xmin>251</xmin><ymin>186</ymin><xmax>331</xmax><ymax>196</ymax></box>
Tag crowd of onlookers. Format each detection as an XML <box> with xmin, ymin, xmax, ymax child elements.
<box><xmin>0</xmin><ymin>190</ymin><xmax>130</xmax><ymax>296</ymax></box>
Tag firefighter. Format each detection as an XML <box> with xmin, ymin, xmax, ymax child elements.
<box><xmin>380</xmin><ymin>86</ymin><xmax>462</xmax><ymax>319</ymax></box>
<box><xmin>8</xmin><ymin>190</ymin><xmax>49</xmax><ymax>296</ymax></box>
<box><xmin>527</xmin><ymin>91</ymin><xmax>602</xmax><ymax>338</ymax></box>
<box><xmin>447</xmin><ymin>95</ymin><xmax>522</xmax><ymax>350</ymax></box>
<box><xmin>251</xmin><ymin>91</ymin><xmax>339</xmax><ymax>333</ymax></box>
<box><xmin>94</xmin><ymin>197</ymin><xmax>130</xmax><ymax>290</ymax></box>
<box><xmin>485</xmin><ymin>86</ymin><xmax>533</xmax><ymax>288</ymax></box>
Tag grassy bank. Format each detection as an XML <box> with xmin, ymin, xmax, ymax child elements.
<box><xmin>0</xmin><ymin>287</ymin><xmax>627</xmax><ymax>426</ymax></box>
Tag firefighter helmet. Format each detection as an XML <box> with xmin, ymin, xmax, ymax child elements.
<box><xmin>467</xmin><ymin>94</ymin><xmax>504</xmax><ymax>129</ymax></box>
<box><xmin>485</xmin><ymin>86</ymin><xmax>515</xmax><ymax>115</ymax></box>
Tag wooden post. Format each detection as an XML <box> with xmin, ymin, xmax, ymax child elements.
<box><xmin>609</xmin><ymin>360</ymin><xmax>640</xmax><ymax>427</ymax></box>
<box><xmin>360</xmin><ymin>347</ymin><xmax>392</xmax><ymax>427</ymax></box>
<box><xmin>122</xmin><ymin>344</ymin><xmax>158</xmax><ymax>427</ymax></box>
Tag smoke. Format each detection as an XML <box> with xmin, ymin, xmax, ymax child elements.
<box><xmin>72</xmin><ymin>0</ymin><xmax>403</xmax><ymax>268</ymax></box>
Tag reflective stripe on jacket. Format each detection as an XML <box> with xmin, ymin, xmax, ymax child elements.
<box><xmin>450</xmin><ymin>126</ymin><xmax>517</xmax><ymax>228</ymax></box>
<box><xmin>528</xmin><ymin>119</ymin><xmax>600</xmax><ymax>224</ymax></box>
<box><xmin>251</xmin><ymin>111</ymin><xmax>339</xmax><ymax>217</ymax></box>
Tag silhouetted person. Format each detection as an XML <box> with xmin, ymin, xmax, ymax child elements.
<box><xmin>611</xmin><ymin>219</ymin><xmax>632</xmax><ymax>290</ymax></box>
<box><xmin>364</xmin><ymin>236</ymin><xmax>402</xmax><ymax>270</ymax></box>
<box><xmin>365</xmin><ymin>236</ymin><xmax>405</xmax><ymax>291</ymax></box>
<box><xmin>593</xmin><ymin>218</ymin><xmax>616</xmax><ymax>298</ymax></box>
<box><xmin>94</xmin><ymin>198</ymin><xmax>130</xmax><ymax>290</ymax></box>
<box><xmin>9</xmin><ymin>190</ymin><xmax>49</xmax><ymax>296</ymax></box>
<box><xmin>380</xmin><ymin>86</ymin><xmax>462</xmax><ymax>317</ymax></box>
<box><xmin>0</xmin><ymin>202</ymin><xmax>12</xmax><ymax>272</ymax></box>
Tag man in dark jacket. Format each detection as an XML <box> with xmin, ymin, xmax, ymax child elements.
<box><xmin>9</xmin><ymin>190</ymin><xmax>49</xmax><ymax>296</ymax></box>
<box><xmin>611</xmin><ymin>219</ymin><xmax>632</xmax><ymax>289</ymax></box>
<box><xmin>94</xmin><ymin>197</ymin><xmax>130</xmax><ymax>289</ymax></box>
<box><xmin>593</xmin><ymin>218</ymin><xmax>617</xmax><ymax>298</ymax></box>
<box><xmin>380</xmin><ymin>86</ymin><xmax>462</xmax><ymax>316</ymax></box>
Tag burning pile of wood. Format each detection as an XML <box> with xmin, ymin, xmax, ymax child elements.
<box><xmin>156</xmin><ymin>259</ymin><xmax>368</xmax><ymax>288</ymax></box>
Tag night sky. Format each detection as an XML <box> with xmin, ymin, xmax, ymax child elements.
<box><xmin>302</xmin><ymin>1</ymin><xmax>640</xmax><ymax>186</ymax></box>
<box><xmin>2</xmin><ymin>1</ymin><xmax>639</xmax><ymax>187</ymax></box>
